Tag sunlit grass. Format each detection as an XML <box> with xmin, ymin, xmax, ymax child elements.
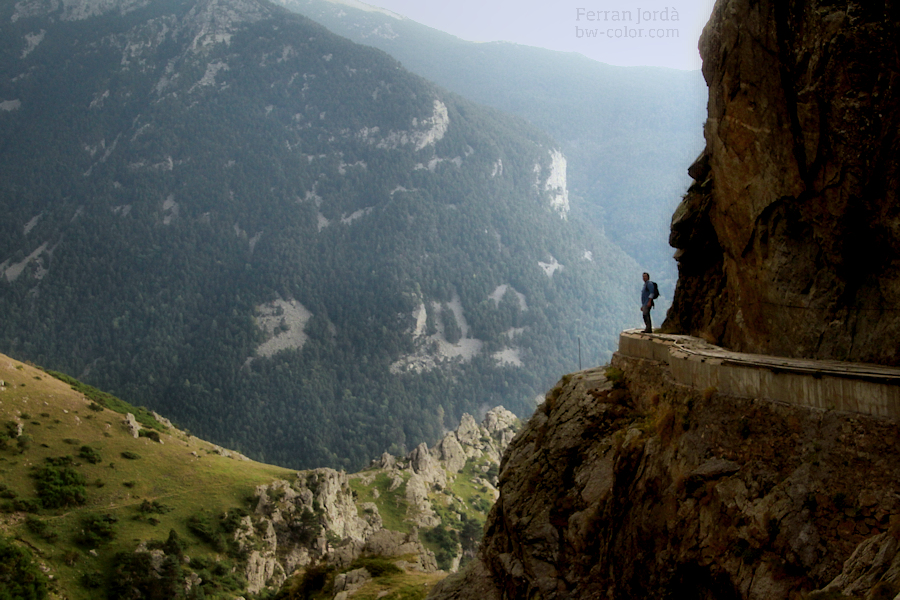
<box><xmin>0</xmin><ymin>355</ymin><xmax>294</xmax><ymax>600</ymax></box>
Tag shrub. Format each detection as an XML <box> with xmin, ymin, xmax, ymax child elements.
<box><xmin>423</xmin><ymin>525</ymin><xmax>458</xmax><ymax>570</ymax></box>
<box><xmin>349</xmin><ymin>556</ymin><xmax>402</xmax><ymax>578</ymax></box>
<box><xmin>17</xmin><ymin>434</ymin><xmax>32</xmax><ymax>453</ymax></box>
<box><xmin>121</xmin><ymin>451</ymin><xmax>141</xmax><ymax>460</ymax></box>
<box><xmin>75</xmin><ymin>514</ymin><xmax>117</xmax><ymax>547</ymax></box>
<box><xmin>654</xmin><ymin>404</ymin><xmax>677</xmax><ymax>446</ymax></box>
<box><xmin>109</xmin><ymin>551</ymin><xmax>182</xmax><ymax>600</ymax></box>
<box><xmin>294</xmin><ymin>507</ymin><xmax>321</xmax><ymax>545</ymax></box>
<box><xmin>296</xmin><ymin>562</ymin><xmax>335</xmax><ymax>598</ymax></box>
<box><xmin>32</xmin><ymin>464</ymin><xmax>87</xmax><ymax>508</ymax></box>
<box><xmin>187</xmin><ymin>511</ymin><xmax>228</xmax><ymax>553</ymax></box>
<box><xmin>605</xmin><ymin>366</ymin><xmax>626</xmax><ymax>388</ymax></box>
<box><xmin>78</xmin><ymin>446</ymin><xmax>102</xmax><ymax>464</ymax></box>
<box><xmin>146</xmin><ymin>529</ymin><xmax>187</xmax><ymax>557</ymax></box>
<box><xmin>0</xmin><ymin>536</ymin><xmax>49</xmax><ymax>600</ymax></box>
<box><xmin>12</xmin><ymin>498</ymin><xmax>42</xmax><ymax>513</ymax></box>
<box><xmin>220</xmin><ymin>508</ymin><xmax>248</xmax><ymax>533</ymax></box>
<box><xmin>25</xmin><ymin>516</ymin><xmax>58</xmax><ymax>543</ymax></box>
<box><xmin>138</xmin><ymin>500</ymin><xmax>172</xmax><ymax>515</ymax></box>
<box><xmin>80</xmin><ymin>571</ymin><xmax>104</xmax><ymax>589</ymax></box>
<box><xmin>459</xmin><ymin>515</ymin><xmax>483</xmax><ymax>554</ymax></box>
<box><xmin>138</xmin><ymin>429</ymin><xmax>161</xmax><ymax>442</ymax></box>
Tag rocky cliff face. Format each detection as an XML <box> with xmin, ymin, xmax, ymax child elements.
<box><xmin>665</xmin><ymin>0</ymin><xmax>900</xmax><ymax>365</ymax></box>
<box><xmin>429</xmin><ymin>358</ymin><xmax>900</xmax><ymax>600</ymax></box>
<box><xmin>227</xmin><ymin>407</ymin><xmax>519</xmax><ymax>595</ymax></box>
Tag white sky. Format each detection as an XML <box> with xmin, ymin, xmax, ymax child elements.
<box><xmin>365</xmin><ymin>0</ymin><xmax>717</xmax><ymax>70</ymax></box>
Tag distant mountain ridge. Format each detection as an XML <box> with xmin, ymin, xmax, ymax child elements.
<box><xmin>0</xmin><ymin>0</ymin><xmax>637</xmax><ymax>469</ymax></box>
<box><xmin>275</xmin><ymin>0</ymin><xmax>707</xmax><ymax>298</ymax></box>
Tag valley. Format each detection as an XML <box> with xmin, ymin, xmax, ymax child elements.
<box><xmin>0</xmin><ymin>0</ymin><xmax>641</xmax><ymax>470</ymax></box>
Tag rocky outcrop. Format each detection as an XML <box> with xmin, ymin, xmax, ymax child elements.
<box><xmin>123</xmin><ymin>413</ymin><xmax>141</xmax><ymax>438</ymax></box>
<box><xmin>429</xmin><ymin>359</ymin><xmax>900</xmax><ymax>600</ymax></box>
<box><xmin>235</xmin><ymin>407</ymin><xmax>520</xmax><ymax>596</ymax></box>
<box><xmin>665</xmin><ymin>0</ymin><xmax>900</xmax><ymax>365</ymax></box>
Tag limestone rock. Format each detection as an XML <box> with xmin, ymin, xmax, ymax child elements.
<box><xmin>333</xmin><ymin>567</ymin><xmax>371</xmax><ymax>595</ymax></box>
<box><xmin>227</xmin><ymin>407</ymin><xmax>518</xmax><ymax>596</ymax></box>
<box><xmin>405</xmin><ymin>473</ymin><xmax>441</xmax><ymax>528</ymax></box>
<box><xmin>151</xmin><ymin>411</ymin><xmax>174</xmax><ymax>428</ymax></box>
<box><xmin>123</xmin><ymin>413</ymin><xmax>141</xmax><ymax>438</ymax></box>
<box><xmin>435</xmin><ymin>433</ymin><xmax>466</xmax><ymax>474</ymax></box>
<box><xmin>686</xmin><ymin>457</ymin><xmax>741</xmax><ymax>482</ymax></box>
<box><xmin>664</xmin><ymin>0</ymin><xmax>900</xmax><ymax>367</ymax></box>
<box><xmin>482</xmin><ymin>407</ymin><xmax>518</xmax><ymax>448</ymax></box>
<box><xmin>407</xmin><ymin>442</ymin><xmax>446</xmax><ymax>488</ymax></box>
<box><xmin>808</xmin><ymin>532</ymin><xmax>900</xmax><ymax>598</ymax></box>
<box><xmin>244</xmin><ymin>550</ymin><xmax>285</xmax><ymax>594</ymax></box>
<box><xmin>374</xmin><ymin>451</ymin><xmax>395</xmax><ymax>470</ymax></box>
<box><xmin>429</xmin><ymin>361</ymin><xmax>900</xmax><ymax>599</ymax></box>
<box><xmin>455</xmin><ymin>414</ymin><xmax>480</xmax><ymax>446</ymax></box>
<box><xmin>363</xmin><ymin>529</ymin><xmax>437</xmax><ymax>572</ymax></box>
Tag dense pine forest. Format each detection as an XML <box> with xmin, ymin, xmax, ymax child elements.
<box><xmin>0</xmin><ymin>0</ymin><xmax>638</xmax><ymax>469</ymax></box>
<box><xmin>280</xmin><ymin>0</ymin><xmax>706</xmax><ymax>297</ymax></box>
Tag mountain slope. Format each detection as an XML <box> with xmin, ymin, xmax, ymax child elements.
<box><xmin>0</xmin><ymin>0</ymin><xmax>637</xmax><ymax>469</ymax></box>
<box><xmin>429</xmin><ymin>358</ymin><xmax>900</xmax><ymax>600</ymax></box>
<box><xmin>273</xmin><ymin>0</ymin><xmax>706</xmax><ymax>297</ymax></box>
<box><xmin>0</xmin><ymin>351</ymin><xmax>520</xmax><ymax>599</ymax></box>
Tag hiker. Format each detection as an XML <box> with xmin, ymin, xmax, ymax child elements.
<box><xmin>641</xmin><ymin>272</ymin><xmax>659</xmax><ymax>333</ymax></box>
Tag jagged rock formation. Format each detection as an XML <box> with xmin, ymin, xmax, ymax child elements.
<box><xmin>230</xmin><ymin>407</ymin><xmax>519</xmax><ymax>594</ymax></box>
<box><xmin>429</xmin><ymin>358</ymin><xmax>900</xmax><ymax>600</ymax></box>
<box><xmin>665</xmin><ymin>0</ymin><xmax>900</xmax><ymax>365</ymax></box>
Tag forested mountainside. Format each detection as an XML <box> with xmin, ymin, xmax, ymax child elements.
<box><xmin>274</xmin><ymin>0</ymin><xmax>706</xmax><ymax>298</ymax></box>
<box><xmin>0</xmin><ymin>0</ymin><xmax>638</xmax><ymax>469</ymax></box>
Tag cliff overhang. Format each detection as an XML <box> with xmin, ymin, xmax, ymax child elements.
<box><xmin>664</xmin><ymin>0</ymin><xmax>900</xmax><ymax>366</ymax></box>
<box><xmin>429</xmin><ymin>337</ymin><xmax>900</xmax><ymax>599</ymax></box>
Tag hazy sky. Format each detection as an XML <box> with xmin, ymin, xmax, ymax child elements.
<box><xmin>365</xmin><ymin>0</ymin><xmax>716</xmax><ymax>70</ymax></box>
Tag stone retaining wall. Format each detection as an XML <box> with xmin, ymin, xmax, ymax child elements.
<box><xmin>615</xmin><ymin>330</ymin><xmax>900</xmax><ymax>419</ymax></box>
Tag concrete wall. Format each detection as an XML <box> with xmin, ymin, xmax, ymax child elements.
<box><xmin>615</xmin><ymin>330</ymin><xmax>900</xmax><ymax>420</ymax></box>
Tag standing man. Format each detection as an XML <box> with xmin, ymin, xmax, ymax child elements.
<box><xmin>641</xmin><ymin>272</ymin><xmax>657</xmax><ymax>333</ymax></box>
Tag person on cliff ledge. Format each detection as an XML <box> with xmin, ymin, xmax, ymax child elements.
<box><xmin>641</xmin><ymin>272</ymin><xmax>658</xmax><ymax>333</ymax></box>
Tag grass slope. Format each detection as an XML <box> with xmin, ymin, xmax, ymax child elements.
<box><xmin>0</xmin><ymin>351</ymin><xmax>507</xmax><ymax>600</ymax></box>
<box><xmin>0</xmin><ymin>352</ymin><xmax>294</xmax><ymax>600</ymax></box>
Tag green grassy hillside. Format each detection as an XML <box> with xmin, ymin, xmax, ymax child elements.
<box><xmin>0</xmin><ymin>352</ymin><xmax>516</xmax><ymax>599</ymax></box>
<box><xmin>0</xmin><ymin>353</ymin><xmax>294</xmax><ymax>599</ymax></box>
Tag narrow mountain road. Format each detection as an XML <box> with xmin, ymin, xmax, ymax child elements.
<box><xmin>615</xmin><ymin>329</ymin><xmax>900</xmax><ymax>418</ymax></box>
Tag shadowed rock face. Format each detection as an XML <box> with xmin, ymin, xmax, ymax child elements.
<box><xmin>665</xmin><ymin>0</ymin><xmax>900</xmax><ymax>365</ymax></box>
<box><xmin>427</xmin><ymin>362</ymin><xmax>900</xmax><ymax>600</ymax></box>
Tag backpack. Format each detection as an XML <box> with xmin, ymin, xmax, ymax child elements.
<box><xmin>650</xmin><ymin>281</ymin><xmax>660</xmax><ymax>299</ymax></box>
